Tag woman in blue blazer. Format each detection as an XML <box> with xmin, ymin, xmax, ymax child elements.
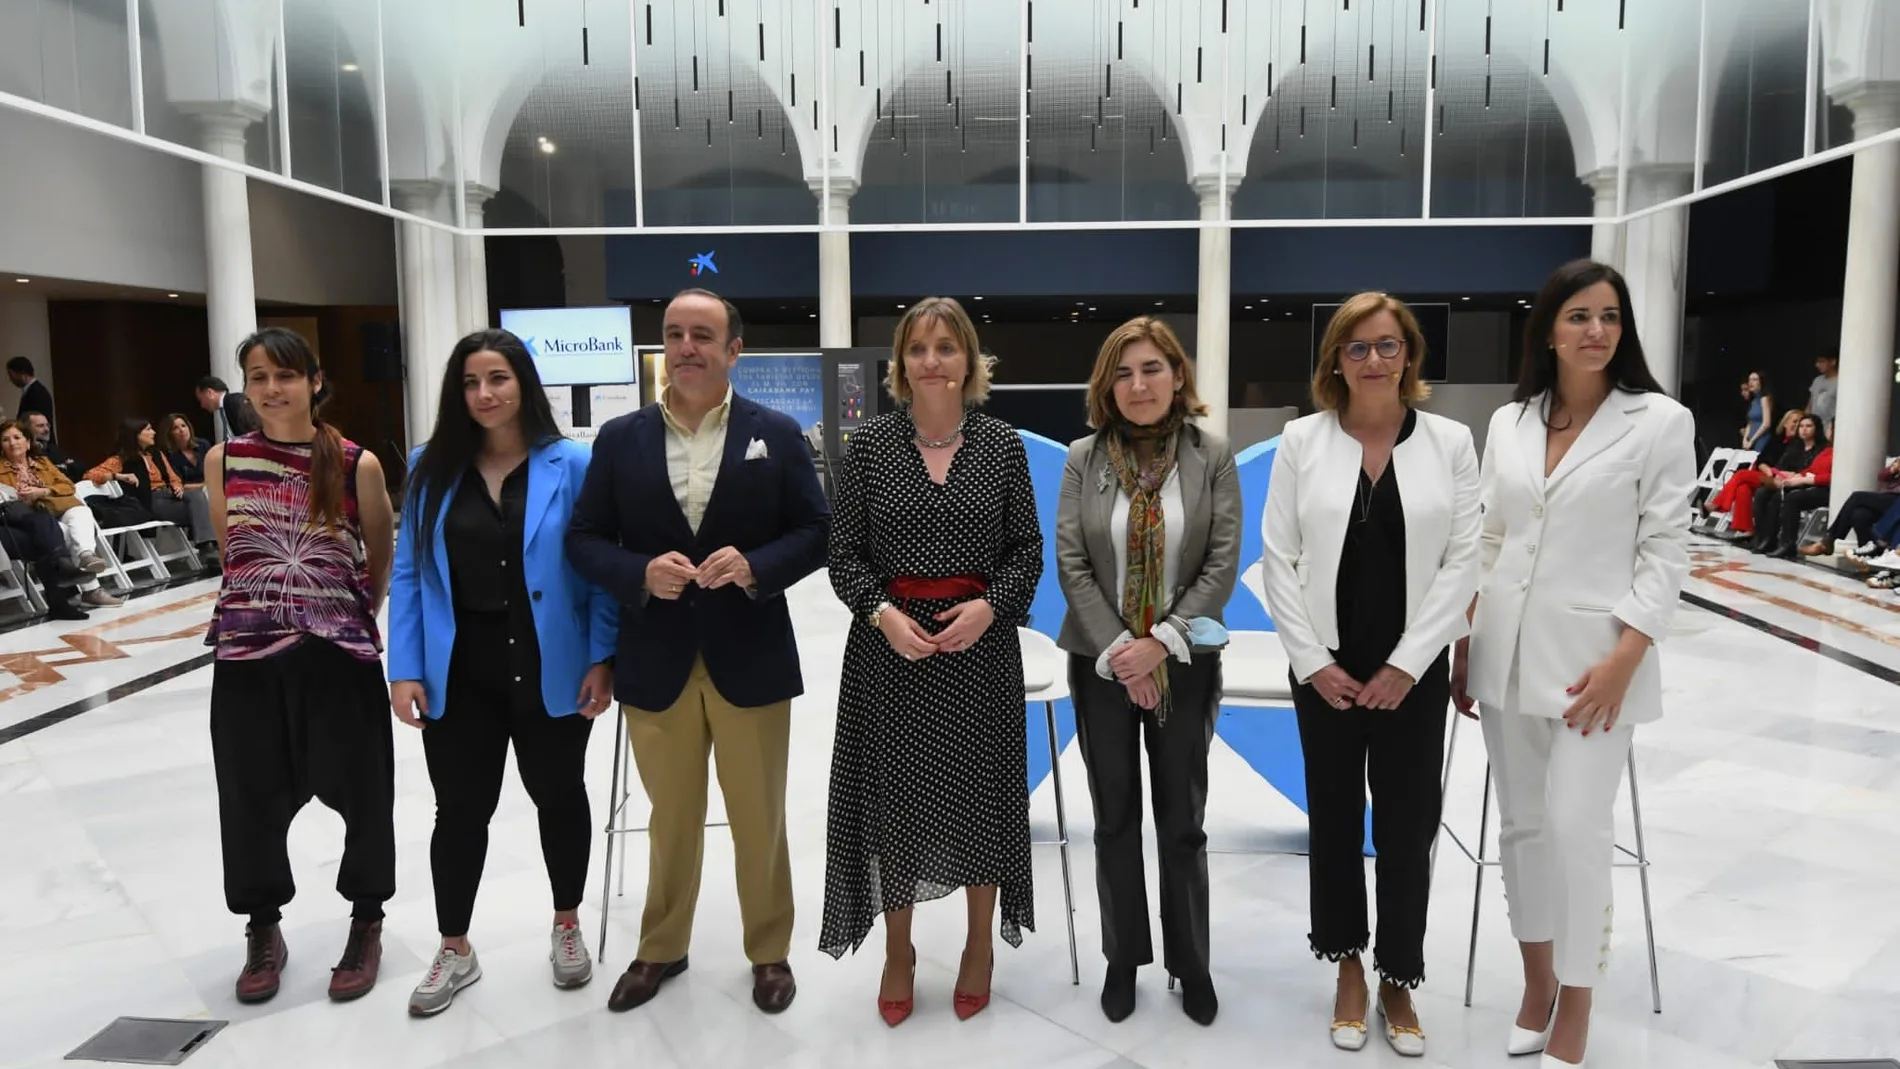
<box><xmin>387</xmin><ymin>328</ymin><xmax>618</xmax><ymax>1018</ymax></box>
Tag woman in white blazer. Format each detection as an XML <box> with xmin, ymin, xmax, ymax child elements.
<box><xmin>1263</xmin><ymin>292</ymin><xmax>1481</xmax><ymax>1059</ymax></box>
<box><xmin>1452</xmin><ymin>260</ymin><xmax>1695</xmax><ymax>1069</ymax></box>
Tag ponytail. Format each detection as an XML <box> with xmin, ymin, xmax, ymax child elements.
<box><xmin>309</xmin><ymin>418</ymin><xmax>347</xmax><ymax>531</ymax></box>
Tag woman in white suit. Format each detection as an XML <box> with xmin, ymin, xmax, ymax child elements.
<box><xmin>1452</xmin><ymin>260</ymin><xmax>1695</xmax><ymax>1068</ymax></box>
<box><xmin>1263</xmin><ymin>292</ymin><xmax>1481</xmax><ymax>1058</ymax></box>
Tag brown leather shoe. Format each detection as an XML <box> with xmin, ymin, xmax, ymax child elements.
<box><xmin>606</xmin><ymin>956</ymin><xmax>688</xmax><ymax>1012</ymax></box>
<box><xmin>327</xmin><ymin>919</ymin><xmax>383</xmax><ymax>1002</ymax></box>
<box><xmin>752</xmin><ymin>961</ymin><xmax>796</xmax><ymax>1014</ymax></box>
<box><xmin>234</xmin><ymin>923</ymin><xmax>287</xmax><ymax>1004</ymax></box>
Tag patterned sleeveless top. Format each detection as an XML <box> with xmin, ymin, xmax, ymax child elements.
<box><xmin>207</xmin><ymin>432</ymin><xmax>382</xmax><ymax>662</ymax></box>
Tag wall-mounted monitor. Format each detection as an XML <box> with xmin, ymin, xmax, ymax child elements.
<box><xmin>499</xmin><ymin>305</ymin><xmax>638</xmax><ymax>386</ymax></box>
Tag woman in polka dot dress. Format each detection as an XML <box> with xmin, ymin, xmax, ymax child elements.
<box><xmin>820</xmin><ymin>297</ymin><xmax>1045</xmax><ymax>1027</ymax></box>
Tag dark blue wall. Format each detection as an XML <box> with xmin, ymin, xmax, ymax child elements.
<box><xmin>604</xmin><ymin>223</ymin><xmax>1593</xmax><ymax>303</ymax></box>
<box><xmin>1230</xmin><ymin>226</ymin><xmax>1590</xmax><ymax>295</ymax></box>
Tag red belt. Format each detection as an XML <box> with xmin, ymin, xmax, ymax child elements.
<box><xmin>886</xmin><ymin>574</ymin><xmax>987</xmax><ymax>616</ymax></box>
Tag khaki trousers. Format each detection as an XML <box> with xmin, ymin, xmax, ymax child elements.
<box><xmin>626</xmin><ymin>655</ymin><xmax>793</xmax><ymax>964</ymax></box>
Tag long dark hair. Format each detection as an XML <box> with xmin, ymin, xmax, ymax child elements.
<box><xmin>237</xmin><ymin>327</ymin><xmax>346</xmax><ymax>530</ymax></box>
<box><xmin>114</xmin><ymin>417</ymin><xmax>153</xmax><ymax>473</ymax></box>
<box><xmin>406</xmin><ymin>329</ymin><xmax>563</xmax><ymax>565</ymax></box>
<box><xmin>1515</xmin><ymin>259</ymin><xmax>1665</xmax><ymax>426</ymax></box>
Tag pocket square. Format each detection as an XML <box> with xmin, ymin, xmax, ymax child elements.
<box><xmin>744</xmin><ymin>438</ymin><xmax>769</xmax><ymax>461</ymax></box>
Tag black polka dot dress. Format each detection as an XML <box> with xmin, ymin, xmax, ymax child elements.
<box><xmin>819</xmin><ymin>409</ymin><xmax>1045</xmax><ymax>958</ymax></box>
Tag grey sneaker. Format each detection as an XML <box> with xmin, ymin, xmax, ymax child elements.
<box><xmin>550</xmin><ymin>923</ymin><xmax>592</xmax><ymax>989</ymax></box>
<box><xmin>408</xmin><ymin>946</ymin><xmax>481</xmax><ymax>1017</ymax></box>
<box><xmin>76</xmin><ymin>551</ymin><xmax>108</xmax><ymax>574</ymax></box>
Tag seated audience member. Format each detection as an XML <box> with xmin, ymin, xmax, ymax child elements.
<box><xmin>1749</xmin><ymin>416</ymin><xmax>1833</xmax><ymax>558</ymax></box>
<box><xmin>1802</xmin><ymin>456</ymin><xmax>1900</xmax><ymax>559</ymax></box>
<box><xmin>1706</xmin><ymin>410</ymin><xmax>1822</xmax><ymax>536</ymax></box>
<box><xmin>85</xmin><ymin>417</ymin><xmax>217</xmax><ymax>551</ymax></box>
<box><xmin>26</xmin><ymin>412</ymin><xmax>83</xmax><ymax>481</ymax></box>
<box><xmin>0</xmin><ymin>420</ymin><xmax>122</xmax><ymax>607</ymax></box>
<box><xmin>164</xmin><ymin>412</ymin><xmax>211</xmax><ymax>487</ymax></box>
<box><xmin>0</xmin><ymin>483</ymin><xmax>96</xmax><ymax>620</ymax></box>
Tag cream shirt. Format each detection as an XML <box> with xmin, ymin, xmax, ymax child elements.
<box><xmin>659</xmin><ymin>385</ymin><xmax>733</xmax><ymax>533</ymax></box>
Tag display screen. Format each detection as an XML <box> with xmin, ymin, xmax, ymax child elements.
<box><xmin>499</xmin><ymin>306</ymin><xmax>638</xmax><ymax>386</ymax></box>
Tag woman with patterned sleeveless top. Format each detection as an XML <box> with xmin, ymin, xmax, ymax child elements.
<box><xmin>202</xmin><ymin>327</ymin><xmax>398</xmax><ymax>1009</ymax></box>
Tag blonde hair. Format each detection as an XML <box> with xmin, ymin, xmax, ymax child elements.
<box><xmin>1084</xmin><ymin>316</ymin><xmax>1209</xmax><ymax>430</ymax></box>
<box><xmin>1311</xmin><ymin>292</ymin><xmax>1432</xmax><ymax>412</ymax></box>
<box><xmin>886</xmin><ymin>297</ymin><xmax>995</xmax><ymax>404</ymax></box>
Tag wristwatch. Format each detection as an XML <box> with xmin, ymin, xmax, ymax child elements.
<box><xmin>867</xmin><ymin>600</ymin><xmax>894</xmax><ymax>629</ymax></box>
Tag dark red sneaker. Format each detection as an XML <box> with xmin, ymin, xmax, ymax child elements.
<box><xmin>235</xmin><ymin>923</ymin><xmax>288</xmax><ymax>1004</ymax></box>
<box><xmin>328</xmin><ymin>920</ymin><xmax>383</xmax><ymax>1002</ymax></box>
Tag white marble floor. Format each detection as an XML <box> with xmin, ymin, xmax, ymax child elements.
<box><xmin>2</xmin><ymin>542</ymin><xmax>1898</xmax><ymax>1069</ymax></box>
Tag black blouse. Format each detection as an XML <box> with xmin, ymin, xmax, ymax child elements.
<box><xmin>444</xmin><ymin>462</ymin><xmax>542</xmax><ymax>699</ymax></box>
<box><xmin>1331</xmin><ymin>409</ymin><xmax>1418</xmax><ymax>681</ymax></box>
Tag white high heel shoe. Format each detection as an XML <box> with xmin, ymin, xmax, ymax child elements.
<box><xmin>1330</xmin><ymin>986</ymin><xmax>1369</xmax><ymax>1051</ymax></box>
<box><xmin>1539</xmin><ymin>1054</ymin><xmax>1583</xmax><ymax>1068</ymax></box>
<box><xmin>1374</xmin><ymin>995</ymin><xmax>1426</xmax><ymax>1057</ymax></box>
<box><xmin>1506</xmin><ymin>999</ymin><xmax>1557</xmax><ymax>1056</ymax></box>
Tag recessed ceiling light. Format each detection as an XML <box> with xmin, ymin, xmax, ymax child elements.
<box><xmin>896</xmin><ymin>304</ymin><xmax>906</xmax><ymax>309</ymax></box>
<box><xmin>807</xmin><ymin>313</ymin><xmax>816</xmax><ymax>318</ymax></box>
<box><xmin>341</xmin><ymin>62</ymin><xmax>360</xmax><ymax>73</ymax></box>
<box><xmin>539</xmin><ymin>140</ymin><xmax>557</xmax><ymax>154</ymax></box>
<box><xmin>1075</xmin><ymin>301</ymin><xmax>1085</xmax><ymax>306</ymax></box>
<box><xmin>1154</xmin><ymin>300</ymin><xmax>1164</xmax><ymax>306</ymax></box>
<box><xmin>972</xmin><ymin>296</ymin><xmax>983</xmax><ymax>301</ymax></box>
<box><xmin>13</xmin><ymin>278</ymin><xmax>27</xmax><ymax>284</ymax></box>
<box><xmin>1244</xmin><ymin>305</ymin><xmax>1253</xmax><ymax>310</ymax></box>
<box><xmin>167</xmin><ymin>293</ymin><xmax>179</xmax><ymax>298</ymax></box>
<box><xmin>1087</xmin><ymin>306</ymin><xmax>1097</xmax><ymax>312</ymax></box>
<box><xmin>1461</xmin><ymin>296</ymin><xmax>1471</xmax><ymax>301</ymax></box>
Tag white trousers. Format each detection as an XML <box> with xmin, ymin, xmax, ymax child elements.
<box><xmin>1478</xmin><ymin>707</ymin><xmax>1632</xmax><ymax>988</ymax></box>
<box><xmin>58</xmin><ymin>505</ymin><xmax>100</xmax><ymax>555</ymax></box>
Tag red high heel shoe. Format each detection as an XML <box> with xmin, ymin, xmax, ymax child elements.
<box><xmin>878</xmin><ymin>947</ymin><xmax>916</xmax><ymax>1027</ymax></box>
<box><xmin>953</xmin><ymin>951</ymin><xmax>993</xmax><ymax>1021</ymax></box>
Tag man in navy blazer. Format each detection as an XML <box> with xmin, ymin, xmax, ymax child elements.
<box><xmin>567</xmin><ymin>288</ymin><xmax>829</xmax><ymax>1017</ymax></box>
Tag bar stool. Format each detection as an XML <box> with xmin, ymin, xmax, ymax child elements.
<box><xmin>1435</xmin><ymin>711</ymin><xmax>1663</xmax><ymax>1014</ymax></box>
<box><xmin>595</xmin><ymin>710</ymin><xmax>729</xmax><ymax>961</ymax></box>
<box><xmin>1018</xmin><ymin>626</ymin><xmax>1081</xmax><ymax>986</ymax></box>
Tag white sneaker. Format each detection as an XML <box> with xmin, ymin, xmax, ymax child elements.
<box><xmin>1849</xmin><ymin>542</ymin><xmax>1884</xmax><ymax>560</ymax></box>
<box><xmin>409</xmin><ymin>946</ymin><xmax>481</xmax><ymax>1017</ymax></box>
<box><xmin>1869</xmin><ymin>551</ymin><xmax>1900</xmax><ymax>571</ymax></box>
<box><xmin>550</xmin><ymin>922</ymin><xmax>592</xmax><ymax>989</ymax></box>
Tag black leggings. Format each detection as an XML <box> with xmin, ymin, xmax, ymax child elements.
<box><xmin>421</xmin><ymin>614</ymin><xmax>595</xmax><ymax>937</ymax></box>
<box><xmin>1292</xmin><ymin>654</ymin><xmax>1450</xmax><ymax>988</ymax></box>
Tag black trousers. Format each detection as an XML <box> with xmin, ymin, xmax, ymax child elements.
<box><xmin>421</xmin><ymin>614</ymin><xmax>595</xmax><ymax>937</ymax></box>
<box><xmin>210</xmin><ymin>637</ymin><xmax>396</xmax><ymax>926</ymax></box>
<box><xmin>1828</xmin><ymin>491</ymin><xmax>1898</xmax><ymax>545</ymax></box>
<box><xmin>1291</xmin><ymin>655</ymin><xmax>1449</xmax><ymax>988</ymax></box>
<box><xmin>1069</xmin><ymin>652</ymin><xmax>1220</xmax><ymax>981</ymax></box>
<box><xmin>1752</xmin><ymin>484</ymin><xmax>1829</xmax><ymax>549</ymax></box>
<box><xmin>0</xmin><ymin>511</ymin><xmax>79</xmax><ymax>606</ymax></box>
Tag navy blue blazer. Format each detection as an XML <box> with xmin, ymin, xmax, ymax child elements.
<box><xmin>387</xmin><ymin>438</ymin><xmax>619</xmax><ymax>720</ymax></box>
<box><xmin>566</xmin><ymin>395</ymin><xmax>831</xmax><ymax>712</ymax></box>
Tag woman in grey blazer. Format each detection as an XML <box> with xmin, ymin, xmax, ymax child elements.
<box><xmin>1055</xmin><ymin>316</ymin><xmax>1241</xmax><ymax>1027</ymax></box>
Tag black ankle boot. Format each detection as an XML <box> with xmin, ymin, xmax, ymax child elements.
<box><xmin>1100</xmin><ymin>966</ymin><xmax>1136</xmax><ymax>1022</ymax></box>
<box><xmin>1179</xmin><ymin>974</ymin><xmax>1218</xmax><ymax>1026</ymax></box>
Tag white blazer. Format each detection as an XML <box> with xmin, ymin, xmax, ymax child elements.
<box><xmin>1466</xmin><ymin>390</ymin><xmax>1696</xmax><ymax>724</ymax></box>
<box><xmin>1262</xmin><ymin>409</ymin><xmax>1483</xmax><ymax>685</ymax></box>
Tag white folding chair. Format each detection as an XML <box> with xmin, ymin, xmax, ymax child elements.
<box><xmin>595</xmin><ymin>710</ymin><xmax>729</xmax><ymax>961</ymax></box>
<box><xmin>1436</xmin><ymin>711</ymin><xmax>1662</xmax><ymax>1014</ymax></box>
<box><xmin>0</xmin><ymin>539</ymin><xmax>47</xmax><ymax>619</ymax></box>
<box><xmin>72</xmin><ymin>480</ymin><xmax>201</xmax><ymax>590</ymax></box>
<box><xmin>1018</xmin><ymin>626</ymin><xmax>1080</xmax><ymax>986</ymax></box>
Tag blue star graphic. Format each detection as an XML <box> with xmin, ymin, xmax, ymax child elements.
<box><xmin>689</xmin><ymin>251</ymin><xmax>718</xmax><ymax>276</ymax></box>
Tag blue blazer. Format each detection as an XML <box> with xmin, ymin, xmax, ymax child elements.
<box><xmin>387</xmin><ymin>438</ymin><xmax>619</xmax><ymax>719</ymax></box>
<box><xmin>566</xmin><ymin>395</ymin><xmax>830</xmax><ymax>712</ymax></box>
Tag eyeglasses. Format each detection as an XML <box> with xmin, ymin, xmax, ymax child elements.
<box><xmin>1341</xmin><ymin>337</ymin><xmax>1405</xmax><ymax>361</ymax></box>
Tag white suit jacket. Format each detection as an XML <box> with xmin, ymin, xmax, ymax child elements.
<box><xmin>1466</xmin><ymin>390</ymin><xmax>1696</xmax><ymax>724</ymax></box>
<box><xmin>1262</xmin><ymin>409</ymin><xmax>1483</xmax><ymax>685</ymax></box>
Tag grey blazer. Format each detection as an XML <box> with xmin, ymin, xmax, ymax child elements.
<box><xmin>1055</xmin><ymin>424</ymin><xmax>1244</xmax><ymax>658</ymax></box>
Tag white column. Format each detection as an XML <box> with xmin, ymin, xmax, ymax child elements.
<box><xmin>454</xmin><ymin>185</ymin><xmax>496</xmax><ymax>335</ymax></box>
<box><xmin>392</xmin><ymin>180</ymin><xmax>459</xmax><ymax>447</ymax></box>
<box><xmin>187</xmin><ymin>104</ymin><xmax>267</xmax><ymax>389</ymax></box>
<box><xmin>1619</xmin><ymin>166</ymin><xmax>1692</xmax><ymax>396</ymax></box>
<box><xmin>1582</xmin><ymin>166</ymin><xmax>1625</xmax><ymax>267</ymax></box>
<box><xmin>1194</xmin><ymin>176</ymin><xmax>1240</xmax><ymax>439</ymax></box>
<box><xmin>812</xmin><ymin>179</ymin><xmax>857</xmax><ymax>349</ymax></box>
<box><xmin>1829</xmin><ymin>83</ymin><xmax>1900</xmax><ymax>514</ymax></box>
